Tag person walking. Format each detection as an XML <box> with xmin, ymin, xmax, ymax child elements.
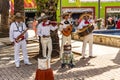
<box><xmin>9</xmin><ymin>12</ymin><xmax>32</xmax><ymax>68</ymax></box>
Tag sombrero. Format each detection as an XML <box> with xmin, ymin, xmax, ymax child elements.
<box><xmin>59</xmin><ymin>12</ymin><xmax>69</xmax><ymax>18</ymax></box>
<box><xmin>14</xmin><ymin>12</ymin><xmax>25</xmax><ymax>20</ymax></box>
<box><xmin>37</xmin><ymin>13</ymin><xmax>49</xmax><ymax>21</ymax></box>
<box><xmin>78</xmin><ymin>13</ymin><xmax>91</xmax><ymax>23</ymax></box>
<box><xmin>79</xmin><ymin>13</ymin><xmax>91</xmax><ymax>19</ymax></box>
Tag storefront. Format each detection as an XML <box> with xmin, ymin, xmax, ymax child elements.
<box><xmin>57</xmin><ymin>0</ymin><xmax>120</xmax><ymax>21</ymax></box>
<box><xmin>62</xmin><ymin>7</ymin><xmax>95</xmax><ymax>20</ymax></box>
<box><xmin>106</xmin><ymin>6</ymin><xmax>120</xmax><ymax>19</ymax></box>
<box><xmin>10</xmin><ymin>0</ymin><xmax>37</xmax><ymax>21</ymax></box>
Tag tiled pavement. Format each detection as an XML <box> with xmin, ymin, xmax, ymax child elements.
<box><xmin>0</xmin><ymin>38</ymin><xmax>120</xmax><ymax>80</ymax></box>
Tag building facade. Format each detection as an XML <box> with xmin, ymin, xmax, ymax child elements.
<box><xmin>57</xmin><ymin>0</ymin><xmax>120</xmax><ymax>24</ymax></box>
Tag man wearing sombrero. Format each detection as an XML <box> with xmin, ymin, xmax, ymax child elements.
<box><xmin>9</xmin><ymin>12</ymin><xmax>32</xmax><ymax>68</ymax></box>
<box><xmin>59</xmin><ymin>12</ymin><xmax>73</xmax><ymax>58</ymax></box>
<box><xmin>59</xmin><ymin>12</ymin><xmax>75</xmax><ymax>68</ymax></box>
<box><xmin>77</xmin><ymin>14</ymin><xmax>95</xmax><ymax>59</ymax></box>
<box><xmin>37</xmin><ymin>13</ymin><xmax>58</xmax><ymax>59</ymax></box>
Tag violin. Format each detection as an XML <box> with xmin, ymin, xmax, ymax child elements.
<box><xmin>49</xmin><ymin>21</ymin><xmax>63</xmax><ymax>26</ymax></box>
<box><xmin>42</xmin><ymin>21</ymin><xmax>63</xmax><ymax>26</ymax></box>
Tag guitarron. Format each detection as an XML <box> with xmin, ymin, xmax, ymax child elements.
<box><xmin>61</xmin><ymin>25</ymin><xmax>73</xmax><ymax>37</ymax></box>
<box><xmin>78</xmin><ymin>24</ymin><xmax>94</xmax><ymax>37</ymax></box>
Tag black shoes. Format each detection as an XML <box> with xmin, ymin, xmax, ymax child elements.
<box><xmin>81</xmin><ymin>57</ymin><xmax>86</xmax><ymax>59</ymax></box>
<box><xmin>89</xmin><ymin>56</ymin><xmax>96</xmax><ymax>58</ymax></box>
<box><xmin>81</xmin><ymin>56</ymin><xmax>96</xmax><ymax>59</ymax></box>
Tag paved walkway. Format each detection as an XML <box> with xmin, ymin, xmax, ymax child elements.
<box><xmin>0</xmin><ymin>37</ymin><xmax>120</xmax><ymax>80</ymax></box>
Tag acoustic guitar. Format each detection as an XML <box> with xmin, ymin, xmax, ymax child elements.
<box><xmin>15</xmin><ymin>28</ymin><xmax>29</xmax><ymax>43</ymax></box>
<box><xmin>61</xmin><ymin>25</ymin><xmax>73</xmax><ymax>37</ymax></box>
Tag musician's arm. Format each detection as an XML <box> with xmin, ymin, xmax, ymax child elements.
<box><xmin>50</xmin><ymin>25</ymin><xmax>58</xmax><ymax>31</ymax></box>
<box><xmin>59</xmin><ymin>21</ymin><xmax>66</xmax><ymax>31</ymax></box>
<box><xmin>77</xmin><ymin>21</ymin><xmax>89</xmax><ymax>29</ymax></box>
<box><xmin>37</xmin><ymin>23</ymin><xmax>43</xmax><ymax>37</ymax></box>
<box><xmin>23</xmin><ymin>23</ymin><xmax>28</xmax><ymax>40</ymax></box>
<box><xmin>77</xmin><ymin>20</ymin><xmax>84</xmax><ymax>29</ymax></box>
<box><xmin>9</xmin><ymin>23</ymin><xmax>14</xmax><ymax>42</ymax></box>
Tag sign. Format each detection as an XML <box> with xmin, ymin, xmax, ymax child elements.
<box><xmin>62</xmin><ymin>8</ymin><xmax>93</xmax><ymax>13</ymax></box>
<box><xmin>69</xmin><ymin>0</ymin><xmax>76</xmax><ymax>3</ymax></box>
<box><xmin>107</xmin><ymin>8</ymin><xmax>120</xmax><ymax>13</ymax></box>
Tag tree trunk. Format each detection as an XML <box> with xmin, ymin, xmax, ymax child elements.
<box><xmin>0</xmin><ymin>0</ymin><xmax>9</xmax><ymax>34</ymax></box>
<box><xmin>35</xmin><ymin>0</ymin><xmax>60</xmax><ymax>58</ymax></box>
<box><xmin>14</xmin><ymin>0</ymin><xmax>24</xmax><ymax>16</ymax></box>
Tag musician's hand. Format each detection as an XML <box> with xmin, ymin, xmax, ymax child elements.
<box><xmin>42</xmin><ymin>35</ymin><xmax>46</xmax><ymax>38</ymax></box>
<box><xmin>63</xmin><ymin>28</ymin><xmax>68</xmax><ymax>31</ymax></box>
<box><xmin>11</xmin><ymin>42</ymin><xmax>15</xmax><ymax>46</ymax></box>
<box><xmin>57</xmin><ymin>23</ymin><xmax>61</xmax><ymax>26</ymax></box>
<box><xmin>59</xmin><ymin>23</ymin><xmax>63</xmax><ymax>25</ymax></box>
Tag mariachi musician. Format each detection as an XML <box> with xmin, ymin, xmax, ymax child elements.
<box><xmin>9</xmin><ymin>12</ymin><xmax>32</xmax><ymax>68</ymax></box>
<box><xmin>37</xmin><ymin>13</ymin><xmax>58</xmax><ymax>60</ymax></box>
<box><xmin>77</xmin><ymin>14</ymin><xmax>95</xmax><ymax>59</ymax></box>
<box><xmin>59</xmin><ymin>12</ymin><xmax>73</xmax><ymax>59</ymax></box>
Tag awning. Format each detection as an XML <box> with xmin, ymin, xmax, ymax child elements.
<box><xmin>24</xmin><ymin>8</ymin><xmax>37</xmax><ymax>12</ymax></box>
<box><xmin>62</xmin><ymin>8</ymin><xmax>93</xmax><ymax>13</ymax></box>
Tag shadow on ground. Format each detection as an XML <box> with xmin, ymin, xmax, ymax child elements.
<box><xmin>112</xmin><ymin>49</ymin><xmax>120</xmax><ymax>65</ymax></box>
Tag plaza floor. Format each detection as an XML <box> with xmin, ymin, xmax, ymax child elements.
<box><xmin>0</xmin><ymin>37</ymin><xmax>120</xmax><ymax>80</ymax></box>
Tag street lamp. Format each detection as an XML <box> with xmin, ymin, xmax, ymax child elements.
<box><xmin>98</xmin><ymin>0</ymin><xmax>100</xmax><ymax>19</ymax></box>
<box><xmin>60</xmin><ymin>0</ymin><xmax>62</xmax><ymax>21</ymax></box>
<box><xmin>98</xmin><ymin>0</ymin><xmax>101</xmax><ymax>29</ymax></box>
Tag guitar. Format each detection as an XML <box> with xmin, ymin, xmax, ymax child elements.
<box><xmin>61</xmin><ymin>25</ymin><xmax>73</xmax><ymax>37</ymax></box>
<box><xmin>15</xmin><ymin>28</ymin><xmax>29</xmax><ymax>43</ymax></box>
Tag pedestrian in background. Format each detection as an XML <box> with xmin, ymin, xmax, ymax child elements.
<box><xmin>32</xmin><ymin>17</ymin><xmax>38</xmax><ymax>39</ymax></box>
<box><xmin>106</xmin><ymin>17</ymin><xmax>116</xmax><ymax>29</ymax></box>
<box><xmin>116</xmin><ymin>18</ymin><xmax>120</xmax><ymax>29</ymax></box>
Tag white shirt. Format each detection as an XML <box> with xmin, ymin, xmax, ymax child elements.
<box><xmin>59</xmin><ymin>19</ymin><xmax>72</xmax><ymax>31</ymax></box>
<box><xmin>37</xmin><ymin>20</ymin><xmax>58</xmax><ymax>37</ymax></box>
<box><xmin>9</xmin><ymin>22</ymin><xmax>28</xmax><ymax>42</ymax></box>
<box><xmin>77</xmin><ymin>20</ymin><xmax>89</xmax><ymax>29</ymax></box>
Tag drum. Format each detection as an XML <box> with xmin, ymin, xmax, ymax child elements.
<box><xmin>78</xmin><ymin>24</ymin><xmax>94</xmax><ymax>37</ymax></box>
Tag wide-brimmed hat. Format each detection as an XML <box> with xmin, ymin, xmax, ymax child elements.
<box><xmin>79</xmin><ymin>13</ymin><xmax>91</xmax><ymax>20</ymax></box>
<box><xmin>14</xmin><ymin>12</ymin><xmax>25</xmax><ymax>19</ymax></box>
<box><xmin>59</xmin><ymin>12</ymin><xmax>69</xmax><ymax>18</ymax></box>
<box><xmin>37</xmin><ymin>13</ymin><xmax>49</xmax><ymax>21</ymax></box>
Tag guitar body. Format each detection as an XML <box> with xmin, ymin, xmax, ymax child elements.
<box><xmin>78</xmin><ymin>24</ymin><xmax>94</xmax><ymax>37</ymax></box>
<box><xmin>61</xmin><ymin>25</ymin><xmax>72</xmax><ymax>37</ymax></box>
